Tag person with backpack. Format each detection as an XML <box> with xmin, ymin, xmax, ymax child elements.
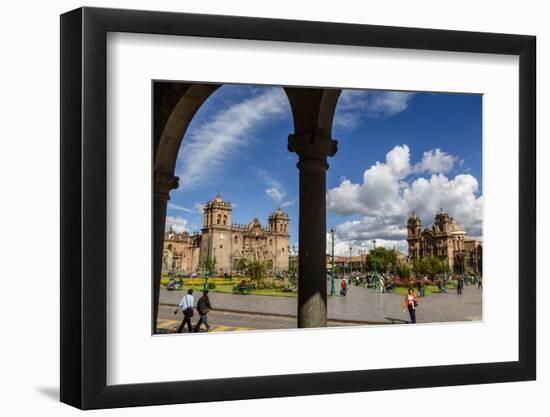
<box><xmin>340</xmin><ymin>277</ymin><xmax>348</xmax><ymax>296</ymax></box>
<box><xmin>174</xmin><ymin>289</ymin><xmax>194</xmax><ymax>333</ymax></box>
<box><xmin>194</xmin><ymin>290</ymin><xmax>213</xmax><ymax>332</ymax></box>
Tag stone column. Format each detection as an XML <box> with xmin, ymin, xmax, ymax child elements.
<box><xmin>289</xmin><ymin>132</ymin><xmax>337</xmax><ymax>328</ymax></box>
<box><xmin>153</xmin><ymin>172</ymin><xmax>179</xmax><ymax>332</ymax></box>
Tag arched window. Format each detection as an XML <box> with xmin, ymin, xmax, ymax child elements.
<box><xmin>217</xmin><ymin>214</ymin><xmax>221</xmax><ymax>225</ymax></box>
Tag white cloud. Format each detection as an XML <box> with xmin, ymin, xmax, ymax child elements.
<box><xmin>326</xmin><ymin>230</ymin><xmax>408</xmax><ymax>257</ymax></box>
<box><xmin>403</xmin><ymin>174</ymin><xmax>483</xmax><ymax>237</ymax></box>
<box><xmin>168</xmin><ymin>203</ymin><xmax>193</xmax><ymax>213</ymax></box>
<box><xmin>165</xmin><ymin>216</ymin><xmax>188</xmax><ymax>233</ymax></box>
<box><xmin>258</xmin><ymin>169</ymin><xmax>296</xmax><ymax>207</ymax></box>
<box><xmin>413</xmin><ymin>148</ymin><xmax>457</xmax><ymax>174</ymax></box>
<box><xmin>327</xmin><ymin>145</ymin><xmax>410</xmax><ymax>218</ymax></box>
<box><xmin>178</xmin><ymin>88</ymin><xmax>289</xmax><ymax>188</ymax></box>
<box><xmin>266</xmin><ymin>186</ymin><xmax>286</xmax><ymax>203</ymax></box>
<box><xmin>334</xmin><ymin>90</ymin><xmax>415</xmax><ymax>129</ymax></box>
<box><xmin>194</xmin><ymin>202</ymin><xmax>204</xmax><ymax>213</ymax></box>
<box><xmin>281</xmin><ymin>198</ymin><xmax>297</xmax><ymax>208</ymax></box>
<box><xmin>327</xmin><ymin>144</ymin><xmax>482</xmax><ymax>253</ymax></box>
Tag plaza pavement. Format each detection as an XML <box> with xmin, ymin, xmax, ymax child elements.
<box><xmin>159</xmin><ymin>279</ymin><xmax>482</xmax><ymax>326</ymax></box>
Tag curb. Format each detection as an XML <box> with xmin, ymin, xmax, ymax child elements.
<box><xmin>159</xmin><ymin>303</ymin><xmax>387</xmax><ymax>325</ymax></box>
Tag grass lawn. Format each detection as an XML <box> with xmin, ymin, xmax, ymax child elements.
<box><xmin>393</xmin><ymin>284</ymin><xmax>456</xmax><ymax>297</ymax></box>
<box><xmin>184</xmin><ymin>284</ymin><xmax>298</xmax><ymax>298</ymax></box>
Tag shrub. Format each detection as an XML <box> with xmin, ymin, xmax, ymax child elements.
<box><xmin>253</xmin><ymin>278</ymin><xmax>286</xmax><ymax>290</ymax></box>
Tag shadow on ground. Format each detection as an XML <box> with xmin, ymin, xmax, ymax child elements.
<box><xmin>36</xmin><ymin>386</ymin><xmax>59</xmax><ymax>401</ymax></box>
<box><xmin>384</xmin><ymin>317</ymin><xmax>409</xmax><ymax>324</ymax></box>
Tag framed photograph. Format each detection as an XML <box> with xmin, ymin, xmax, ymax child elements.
<box><xmin>60</xmin><ymin>6</ymin><xmax>536</xmax><ymax>409</ymax></box>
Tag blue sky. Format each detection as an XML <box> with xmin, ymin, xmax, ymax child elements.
<box><xmin>165</xmin><ymin>84</ymin><xmax>482</xmax><ymax>256</ymax></box>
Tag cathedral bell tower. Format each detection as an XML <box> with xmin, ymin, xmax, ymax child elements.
<box><xmin>407</xmin><ymin>211</ymin><xmax>422</xmax><ymax>259</ymax></box>
<box><xmin>268</xmin><ymin>208</ymin><xmax>289</xmax><ymax>235</ymax></box>
<box><xmin>433</xmin><ymin>207</ymin><xmax>451</xmax><ymax>235</ymax></box>
<box><xmin>203</xmin><ymin>193</ymin><xmax>232</xmax><ymax>229</ymax></box>
<box><xmin>407</xmin><ymin>211</ymin><xmax>422</xmax><ymax>239</ymax></box>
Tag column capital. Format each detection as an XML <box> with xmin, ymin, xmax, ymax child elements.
<box><xmin>288</xmin><ymin>131</ymin><xmax>338</xmax><ymax>161</ymax></box>
<box><xmin>154</xmin><ymin>172</ymin><xmax>179</xmax><ymax>201</ymax></box>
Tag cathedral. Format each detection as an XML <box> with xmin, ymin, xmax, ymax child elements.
<box><xmin>407</xmin><ymin>208</ymin><xmax>482</xmax><ymax>274</ymax></box>
<box><xmin>162</xmin><ymin>194</ymin><xmax>290</xmax><ymax>276</ymax></box>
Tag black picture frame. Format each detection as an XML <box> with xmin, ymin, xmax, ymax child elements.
<box><xmin>60</xmin><ymin>6</ymin><xmax>536</xmax><ymax>410</ymax></box>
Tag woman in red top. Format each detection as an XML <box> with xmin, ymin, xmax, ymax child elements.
<box><xmin>340</xmin><ymin>277</ymin><xmax>348</xmax><ymax>296</ymax></box>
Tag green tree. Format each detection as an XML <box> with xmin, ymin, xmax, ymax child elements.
<box><xmin>412</xmin><ymin>258</ymin><xmax>423</xmax><ymax>277</ymax></box>
<box><xmin>204</xmin><ymin>256</ymin><xmax>217</xmax><ymax>276</ymax></box>
<box><xmin>235</xmin><ymin>258</ymin><xmax>248</xmax><ymax>274</ymax></box>
<box><xmin>365</xmin><ymin>247</ymin><xmax>399</xmax><ymax>273</ymax></box>
<box><xmin>396</xmin><ymin>262</ymin><xmax>412</xmax><ymax>279</ymax></box>
<box><xmin>245</xmin><ymin>259</ymin><xmax>269</xmax><ymax>282</ymax></box>
<box><xmin>422</xmin><ymin>256</ymin><xmax>443</xmax><ymax>279</ymax></box>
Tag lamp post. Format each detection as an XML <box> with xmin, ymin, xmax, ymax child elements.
<box><xmin>291</xmin><ymin>245</ymin><xmax>297</xmax><ymax>281</ymax></box>
<box><xmin>288</xmin><ymin>245</ymin><xmax>291</xmax><ymax>274</ymax></box>
<box><xmin>441</xmin><ymin>256</ymin><xmax>447</xmax><ymax>289</ymax></box>
<box><xmin>330</xmin><ymin>227</ymin><xmax>336</xmax><ymax>296</ymax></box>
<box><xmin>204</xmin><ymin>233</ymin><xmax>212</xmax><ymax>291</ymax></box>
<box><xmin>372</xmin><ymin>239</ymin><xmax>378</xmax><ymax>290</ymax></box>
<box><xmin>171</xmin><ymin>257</ymin><xmax>176</xmax><ymax>279</ymax></box>
<box><xmin>349</xmin><ymin>246</ymin><xmax>353</xmax><ymax>278</ymax></box>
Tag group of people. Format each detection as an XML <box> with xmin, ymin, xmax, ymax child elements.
<box><xmin>456</xmin><ymin>275</ymin><xmax>483</xmax><ymax>293</ymax></box>
<box><xmin>174</xmin><ymin>289</ymin><xmax>214</xmax><ymax>333</ymax></box>
<box><xmin>338</xmin><ymin>274</ymin><xmax>397</xmax><ymax>295</ymax></box>
<box><xmin>340</xmin><ymin>277</ymin><xmax>420</xmax><ymax>324</ymax></box>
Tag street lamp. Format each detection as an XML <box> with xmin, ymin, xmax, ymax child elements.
<box><xmin>349</xmin><ymin>246</ymin><xmax>353</xmax><ymax>278</ymax></box>
<box><xmin>330</xmin><ymin>227</ymin><xmax>336</xmax><ymax>296</ymax></box>
<box><xmin>204</xmin><ymin>233</ymin><xmax>212</xmax><ymax>291</ymax></box>
<box><xmin>170</xmin><ymin>257</ymin><xmax>176</xmax><ymax>280</ymax></box>
<box><xmin>442</xmin><ymin>257</ymin><xmax>447</xmax><ymax>289</ymax></box>
<box><xmin>372</xmin><ymin>239</ymin><xmax>378</xmax><ymax>290</ymax></box>
<box><xmin>288</xmin><ymin>245</ymin><xmax>291</xmax><ymax>270</ymax></box>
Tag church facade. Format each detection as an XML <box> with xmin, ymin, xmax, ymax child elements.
<box><xmin>162</xmin><ymin>194</ymin><xmax>290</xmax><ymax>276</ymax></box>
<box><xmin>407</xmin><ymin>208</ymin><xmax>482</xmax><ymax>275</ymax></box>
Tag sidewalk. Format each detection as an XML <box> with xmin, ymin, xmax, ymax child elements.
<box><xmin>160</xmin><ymin>281</ymin><xmax>482</xmax><ymax>325</ymax></box>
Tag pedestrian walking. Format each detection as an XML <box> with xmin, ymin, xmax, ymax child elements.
<box><xmin>477</xmin><ymin>277</ymin><xmax>482</xmax><ymax>290</ymax></box>
<box><xmin>340</xmin><ymin>277</ymin><xmax>348</xmax><ymax>296</ymax></box>
<box><xmin>402</xmin><ymin>287</ymin><xmax>419</xmax><ymax>324</ymax></box>
<box><xmin>193</xmin><ymin>290</ymin><xmax>213</xmax><ymax>332</ymax></box>
<box><xmin>457</xmin><ymin>276</ymin><xmax>463</xmax><ymax>295</ymax></box>
<box><xmin>175</xmin><ymin>289</ymin><xmax>194</xmax><ymax>333</ymax></box>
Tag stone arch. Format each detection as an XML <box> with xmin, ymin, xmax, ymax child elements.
<box><xmin>153</xmin><ymin>82</ymin><xmax>342</xmax><ymax>331</ymax></box>
<box><xmin>154</xmin><ymin>83</ymin><xmax>221</xmax><ymax>176</ymax></box>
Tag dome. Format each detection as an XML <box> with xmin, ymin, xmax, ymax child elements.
<box><xmin>435</xmin><ymin>207</ymin><xmax>450</xmax><ymax>222</ymax></box>
<box><xmin>407</xmin><ymin>211</ymin><xmax>421</xmax><ymax>225</ymax></box>
<box><xmin>270</xmin><ymin>207</ymin><xmax>288</xmax><ymax>218</ymax></box>
<box><xmin>213</xmin><ymin>193</ymin><xmax>224</xmax><ymax>203</ymax></box>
